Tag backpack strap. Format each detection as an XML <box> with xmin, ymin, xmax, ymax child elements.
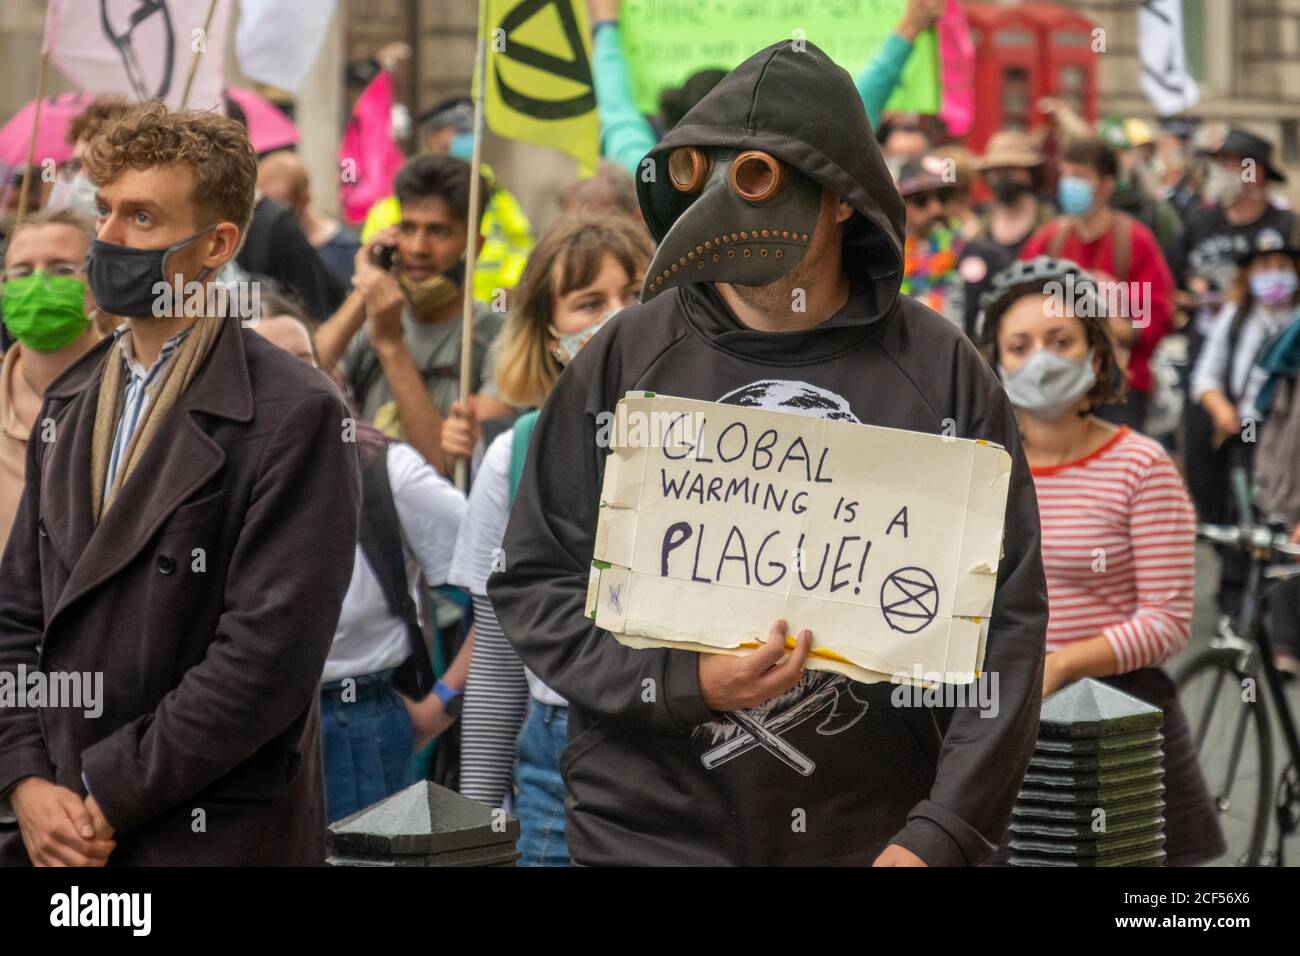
<box><xmin>1044</xmin><ymin>217</ymin><xmax>1073</xmax><ymax>259</ymax></box>
<box><xmin>1044</xmin><ymin>214</ymin><xmax>1133</xmax><ymax>283</ymax></box>
<box><xmin>348</xmin><ymin>343</ymin><xmax>384</xmax><ymax>413</ymax></box>
<box><xmin>1110</xmin><ymin>213</ymin><xmax>1133</xmax><ymax>282</ymax></box>
<box><xmin>1223</xmin><ymin>304</ymin><xmax>1253</xmax><ymax>407</ymax></box>
<box><xmin>357</xmin><ymin>447</ymin><xmax>435</xmax><ymax>698</ymax></box>
<box><xmin>509</xmin><ymin>410</ymin><xmax>540</xmax><ymax>504</ymax></box>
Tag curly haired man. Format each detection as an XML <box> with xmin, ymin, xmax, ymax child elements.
<box><xmin>0</xmin><ymin>103</ymin><xmax>361</xmax><ymax>866</ymax></box>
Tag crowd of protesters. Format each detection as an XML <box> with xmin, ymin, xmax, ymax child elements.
<box><xmin>0</xmin><ymin>0</ymin><xmax>1297</xmax><ymax>868</ymax></box>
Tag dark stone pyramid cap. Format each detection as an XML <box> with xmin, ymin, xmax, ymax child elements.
<box><xmin>1009</xmin><ymin>844</ymin><xmax>1166</xmax><ymax>867</ymax></box>
<box><xmin>1017</xmin><ymin>778</ymin><xmax>1166</xmax><ymax>807</ymax></box>
<box><xmin>1038</xmin><ymin>678</ymin><xmax>1163</xmax><ymax>739</ymax></box>
<box><xmin>1021</xmin><ymin>759</ymin><xmax>1164</xmax><ymax>792</ymax></box>
<box><xmin>1012</xmin><ymin>793</ymin><xmax>1165</xmax><ymax>824</ymax></box>
<box><xmin>1035</xmin><ymin>727</ymin><xmax>1163</xmax><ymax>756</ymax></box>
<box><xmin>327</xmin><ymin>781</ymin><xmax>520</xmax><ymax>857</ymax></box>
<box><xmin>1010</xmin><ymin>811</ymin><xmax>1165</xmax><ymax>842</ymax></box>
<box><xmin>1029</xmin><ymin>743</ymin><xmax>1163</xmax><ymax>774</ymax></box>
<box><xmin>1009</xmin><ymin>827</ymin><xmax>1165</xmax><ymax>858</ymax></box>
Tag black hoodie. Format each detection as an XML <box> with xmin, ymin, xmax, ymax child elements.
<box><xmin>487</xmin><ymin>40</ymin><xmax>1047</xmax><ymax>866</ymax></box>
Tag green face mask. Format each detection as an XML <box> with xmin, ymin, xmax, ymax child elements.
<box><xmin>1</xmin><ymin>271</ymin><xmax>91</xmax><ymax>352</ymax></box>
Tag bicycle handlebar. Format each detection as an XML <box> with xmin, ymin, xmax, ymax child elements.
<box><xmin>1197</xmin><ymin>522</ymin><xmax>1300</xmax><ymax>557</ymax></box>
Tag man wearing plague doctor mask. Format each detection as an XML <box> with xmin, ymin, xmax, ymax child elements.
<box><xmin>315</xmin><ymin>153</ymin><xmax>514</xmax><ymax>478</ymax></box>
<box><xmin>487</xmin><ymin>40</ymin><xmax>1048</xmax><ymax>867</ymax></box>
<box><xmin>0</xmin><ymin>102</ymin><xmax>360</xmax><ymax>866</ymax></box>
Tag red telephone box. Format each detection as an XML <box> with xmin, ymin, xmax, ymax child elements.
<box><xmin>965</xmin><ymin>4</ymin><xmax>1043</xmax><ymax>152</ymax></box>
<box><xmin>962</xmin><ymin>2</ymin><xmax>1098</xmax><ymax>154</ymax></box>
<box><xmin>1024</xmin><ymin>4</ymin><xmax>1099</xmax><ymax>125</ymax></box>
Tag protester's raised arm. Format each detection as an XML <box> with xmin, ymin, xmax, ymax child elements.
<box><xmin>587</xmin><ymin>0</ymin><xmax>658</xmax><ymax>175</ymax></box>
<box><xmin>316</xmin><ymin>229</ymin><xmax>398</xmax><ymax>372</ymax></box>
<box><xmin>855</xmin><ymin>0</ymin><xmax>944</xmax><ymax>128</ymax></box>
<box><xmin>314</xmin><ymin>290</ymin><xmax>367</xmax><ymax>373</ymax></box>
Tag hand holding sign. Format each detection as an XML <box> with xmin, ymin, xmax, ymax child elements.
<box><xmin>698</xmin><ymin>619</ymin><xmax>812</xmax><ymax>712</ymax></box>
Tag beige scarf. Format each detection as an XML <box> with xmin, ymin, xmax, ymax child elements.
<box><xmin>90</xmin><ymin>315</ymin><xmax>224</xmax><ymax>523</ymax></box>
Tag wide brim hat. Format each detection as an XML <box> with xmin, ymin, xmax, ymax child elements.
<box><xmin>978</xmin><ymin>131</ymin><xmax>1044</xmax><ymax>171</ymax></box>
<box><xmin>1200</xmin><ymin>127</ymin><xmax>1287</xmax><ymax>183</ymax></box>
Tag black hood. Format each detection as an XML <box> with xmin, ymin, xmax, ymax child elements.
<box><xmin>636</xmin><ymin>39</ymin><xmax>906</xmax><ymax>316</ymax></box>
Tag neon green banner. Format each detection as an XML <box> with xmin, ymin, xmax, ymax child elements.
<box><xmin>620</xmin><ymin>0</ymin><xmax>940</xmax><ymax>118</ymax></box>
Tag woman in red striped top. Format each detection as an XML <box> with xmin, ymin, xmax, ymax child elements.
<box><xmin>978</xmin><ymin>256</ymin><xmax>1225</xmax><ymax>865</ymax></box>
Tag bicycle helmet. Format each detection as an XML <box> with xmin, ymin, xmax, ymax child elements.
<box><xmin>974</xmin><ymin>255</ymin><xmax>1106</xmax><ymax>341</ymax></box>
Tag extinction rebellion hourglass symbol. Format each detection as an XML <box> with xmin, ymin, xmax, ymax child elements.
<box><xmin>880</xmin><ymin>566</ymin><xmax>939</xmax><ymax>634</ymax></box>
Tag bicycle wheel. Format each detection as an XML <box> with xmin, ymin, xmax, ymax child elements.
<box><xmin>1174</xmin><ymin>648</ymin><xmax>1274</xmax><ymax>866</ymax></box>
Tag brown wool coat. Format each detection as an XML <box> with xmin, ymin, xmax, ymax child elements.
<box><xmin>0</xmin><ymin>317</ymin><xmax>360</xmax><ymax>865</ymax></box>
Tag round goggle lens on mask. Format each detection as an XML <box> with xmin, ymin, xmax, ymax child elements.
<box><xmin>730</xmin><ymin>150</ymin><xmax>788</xmax><ymax>203</ymax></box>
<box><xmin>668</xmin><ymin>146</ymin><xmax>710</xmax><ymax>193</ymax></box>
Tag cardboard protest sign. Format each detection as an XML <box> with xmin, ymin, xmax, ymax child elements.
<box><xmin>586</xmin><ymin>394</ymin><xmax>1009</xmax><ymax>685</ymax></box>
<box><xmin>619</xmin><ymin>0</ymin><xmax>940</xmax><ymax>118</ymax></box>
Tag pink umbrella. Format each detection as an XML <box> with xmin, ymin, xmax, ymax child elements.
<box><xmin>0</xmin><ymin>87</ymin><xmax>298</xmax><ymax>174</ymax></box>
<box><xmin>225</xmin><ymin>86</ymin><xmax>299</xmax><ymax>155</ymax></box>
<box><xmin>0</xmin><ymin>91</ymin><xmax>97</xmax><ymax>170</ymax></box>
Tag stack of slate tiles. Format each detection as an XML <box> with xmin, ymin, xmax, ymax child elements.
<box><xmin>327</xmin><ymin>781</ymin><xmax>521</xmax><ymax>867</ymax></box>
<box><xmin>1008</xmin><ymin>678</ymin><xmax>1167</xmax><ymax>866</ymax></box>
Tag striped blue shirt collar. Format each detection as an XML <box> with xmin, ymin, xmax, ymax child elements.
<box><xmin>113</xmin><ymin>324</ymin><xmax>194</xmax><ymax>381</ymax></box>
<box><xmin>104</xmin><ymin>324</ymin><xmax>196</xmax><ymax>492</ymax></box>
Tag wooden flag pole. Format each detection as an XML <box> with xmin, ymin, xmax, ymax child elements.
<box><xmin>16</xmin><ymin>52</ymin><xmax>50</xmax><ymax>221</ymax></box>
<box><xmin>454</xmin><ymin>0</ymin><xmax>490</xmax><ymax>491</ymax></box>
<box><xmin>179</xmin><ymin>0</ymin><xmax>221</xmax><ymax>110</ymax></box>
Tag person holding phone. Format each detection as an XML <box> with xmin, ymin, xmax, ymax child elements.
<box><xmin>315</xmin><ymin>154</ymin><xmax>515</xmax><ymax>477</ymax></box>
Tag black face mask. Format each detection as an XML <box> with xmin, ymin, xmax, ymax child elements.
<box><xmin>641</xmin><ymin>146</ymin><xmax>824</xmax><ymax>302</ymax></box>
<box><xmin>84</xmin><ymin>225</ymin><xmax>215</xmax><ymax>319</ymax></box>
<box><xmin>989</xmin><ymin>177</ymin><xmax>1033</xmax><ymax>205</ymax></box>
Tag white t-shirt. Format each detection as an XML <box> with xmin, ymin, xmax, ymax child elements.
<box><xmin>323</xmin><ymin>442</ymin><xmax>467</xmax><ymax>683</ymax></box>
<box><xmin>449</xmin><ymin>429</ymin><xmax>567</xmax><ymax>706</ymax></box>
<box><xmin>1191</xmin><ymin>302</ymin><xmax>1297</xmax><ymax>419</ymax></box>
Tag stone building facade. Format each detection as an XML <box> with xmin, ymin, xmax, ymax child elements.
<box><xmin>1033</xmin><ymin>0</ymin><xmax>1300</xmax><ymax>197</ymax></box>
<box><xmin>2</xmin><ymin>1</ymin><xmax>1296</xmax><ymax>222</ymax></box>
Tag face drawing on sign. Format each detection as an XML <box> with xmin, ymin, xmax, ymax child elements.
<box><xmin>101</xmin><ymin>0</ymin><xmax>176</xmax><ymax>102</ymax></box>
<box><xmin>692</xmin><ymin>380</ymin><xmax>870</xmax><ymax>773</ymax></box>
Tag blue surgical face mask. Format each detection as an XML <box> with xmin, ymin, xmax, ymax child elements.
<box><xmin>551</xmin><ymin>308</ymin><xmax>621</xmax><ymax>366</ymax></box>
<box><xmin>1249</xmin><ymin>268</ymin><xmax>1299</xmax><ymax>307</ymax></box>
<box><xmin>1057</xmin><ymin>176</ymin><xmax>1096</xmax><ymax>217</ymax></box>
<box><xmin>999</xmin><ymin>348</ymin><xmax>1097</xmax><ymax>421</ymax></box>
<box><xmin>448</xmin><ymin>131</ymin><xmax>474</xmax><ymax>161</ymax></box>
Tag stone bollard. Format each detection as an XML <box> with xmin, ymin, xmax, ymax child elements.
<box><xmin>1008</xmin><ymin>678</ymin><xmax>1167</xmax><ymax>866</ymax></box>
<box><xmin>327</xmin><ymin>781</ymin><xmax>521</xmax><ymax>866</ymax></box>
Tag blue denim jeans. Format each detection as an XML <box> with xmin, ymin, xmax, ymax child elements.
<box><xmin>320</xmin><ymin>669</ymin><xmax>413</xmax><ymax>824</ymax></box>
<box><xmin>514</xmin><ymin>702</ymin><xmax>570</xmax><ymax>866</ymax></box>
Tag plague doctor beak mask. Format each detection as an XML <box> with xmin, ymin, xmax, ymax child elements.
<box><xmin>640</xmin><ymin>146</ymin><xmax>823</xmax><ymax>302</ymax></box>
